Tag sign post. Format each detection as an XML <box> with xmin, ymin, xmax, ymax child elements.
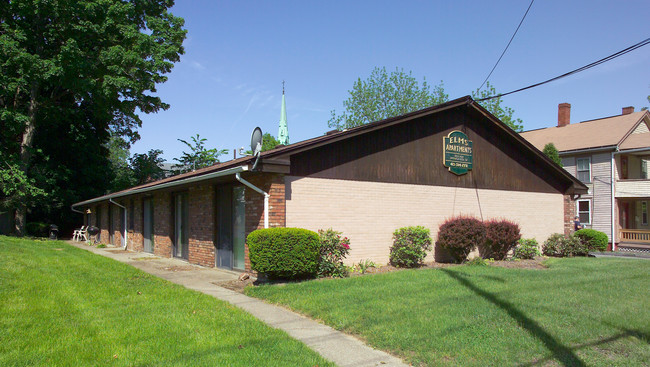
<box><xmin>443</xmin><ymin>130</ymin><xmax>473</xmax><ymax>175</ymax></box>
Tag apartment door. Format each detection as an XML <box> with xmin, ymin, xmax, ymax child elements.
<box><xmin>173</xmin><ymin>192</ymin><xmax>189</xmax><ymax>259</ymax></box>
<box><xmin>143</xmin><ymin>198</ymin><xmax>154</xmax><ymax>253</ymax></box>
<box><xmin>216</xmin><ymin>185</ymin><xmax>246</xmax><ymax>270</ymax></box>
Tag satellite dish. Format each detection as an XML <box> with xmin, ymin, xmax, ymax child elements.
<box><xmin>251</xmin><ymin>127</ymin><xmax>263</xmax><ymax>170</ymax></box>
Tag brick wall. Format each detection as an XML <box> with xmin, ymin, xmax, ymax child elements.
<box><xmin>244</xmin><ymin>173</ymin><xmax>286</xmax><ymax>270</ymax></box>
<box><xmin>130</xmin><ymin>198</ymin><xmax>144</xmax><ymax>252</ymax></box>
<box><xmin>286</xmin><ymin>176</ymin><xmax>565</xmax><ymax>265</ymax></box>
<box><xmin>188</xmin><ymin>184</ymin><xmax>216</xmax><ymax>267</ymax></box>
<box><xmin>153</xmin><ymin>191</ymin><xmax>173</xmax><ymax>257</ymax></box>
<box><xmin>98</xmin><ymin>204</ymin><xmax>108</xmax><ymax>244</ymax></box>
<box><xmin>564</xmin><ymin>194</ymin><xmax>577</xmax><ymax>236</ymax></box>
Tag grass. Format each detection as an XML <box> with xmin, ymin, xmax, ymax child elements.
<box><xmin>247</xmin><ymin>257</ymin><xmax>650</xmax><ymax>366</ymax></box>
<box><xmin>0</xmin><ymin>236</ymin><xmax>334</xmax><ymax>367</ymax></box>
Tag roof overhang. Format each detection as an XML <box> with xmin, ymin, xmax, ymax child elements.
<box><xmin>73</xmin><ymin>165</ymin><xmax>248</xmax><ymax>209</ymax></box>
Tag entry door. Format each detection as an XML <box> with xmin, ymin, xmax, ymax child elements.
<box><xmin>216</xmin><ymin>186</ymin><xmax>246</xmax><ymax>270</ymax></box>
<box><xmin>173</xmin><ymin>192</ymin><xmax>189</xmax><ymax>259</ymax></box>
<box><xmin>143</xmin><ymin>198</ymin><xmax>154</xmax><ymax>253</ymax></box>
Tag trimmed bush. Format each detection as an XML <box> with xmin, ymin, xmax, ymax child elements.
<box><xmin>247</xmin><ymin>228</ymin><xmax>320</xmax><ymax>280</ymax></box>
<box><xmin>513</xmin><ymin>238</ymin><xmax>540</xmax><ymax>260</ymax></box>
<box><xmin>390</xmin><ymin>226</ymin><xmax>432</xmax><ymax>268</ymax></box>
<box><xmin>481</xmin><ymin>219</ymin><xmax>521</xmax><ymax>260</ymax></box>
<box><xmin>25</xmin><ymin>222</ymin><xmax>49</xmax><ymax>237</ymax></box>
<box><xmin>317</xmin><ymin>229</ymin><xmax>350</xmax><ymax>278</ymax></box>
<box><xmin>436</xmin><ymin>216</ymin><xmax>486</xmax><ymax>263</ymax></box>
<box><xmin>574</xmin><ymin>229</ymin><xmax>608</xmax><ymax>252</ymax></box>
<box><xmin>542</xmin><ymin>233</ymin><xmax>588</xmax><ymax>257</ymax></box>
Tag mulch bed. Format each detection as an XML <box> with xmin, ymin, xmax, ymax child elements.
<box><xmin>215</xmin><ymin>256</ymin><xmax>549</xmax><ymax>294</ymax></box>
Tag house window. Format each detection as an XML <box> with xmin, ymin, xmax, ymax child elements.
<box><xmin>641</xmin><ymin>158</ymin><xmax>649</xmax><ymax>179</ymax></box>
<box><xmin>643</xmin><ymin>201</ymin><xmax>648</xmax><ymax>226</ymax></box>
<box><xmin>576</xmin><ymin>157</ymin><xmax>591</xmax><ymax>183</ymax></box>
<box><xmin>577</xmin><ymin>200</ymin><xmax>591</xmax><ymax>225</ymax></box>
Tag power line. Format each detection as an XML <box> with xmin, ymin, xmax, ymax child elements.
<box><xmin>477</xmin><ymin>37</ymin><xmax>650</xmax><ymax>102</ymax></box>
<box><xmin>477</xmin><ymin>0</ymin><xmax>535</xmax><ymax>92</ymax></box>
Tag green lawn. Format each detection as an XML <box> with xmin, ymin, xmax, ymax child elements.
<box><xmin>0</xmin><ymin>236</ymin><xmax>333</xmax><ymax>367</ymax></box>
<box><xmin>247</xmin><ymin>257</ymin><xmax>650</xmax><ymax>366</ymax></box>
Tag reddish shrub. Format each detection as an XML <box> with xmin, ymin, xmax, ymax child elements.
<box><xmin>435</xmin><ymin>216</ymin><xmax>486</xmax><ymax>263</ymax></box>
<box><xmin>480</xmin><ymin>219</ymin><xmax>521</xmax><ymax>260</ymax></box>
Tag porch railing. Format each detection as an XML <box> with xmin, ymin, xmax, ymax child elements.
<box><xmin>619</xmin><ymin>229</ymin><xmax>650</xmax><ymax>244</ymax></box>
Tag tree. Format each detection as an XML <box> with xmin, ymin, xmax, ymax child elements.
<box><xmin>328</xmin><ymin>67</ymin><xmax>448</xmax><ymax>130</ymax></box>
<box><xmin>472</xmin><ymin>82</ymin><xmax>524</xmax><ymax>132</ymax></box>
<box><xmin>262</xmin><ymin>133</ymin><xmax>281</xmax><ymax>152</ymax></box>
<box><xmin>107</xmin><ymin>135</ymin><xmax>136</xmax><ymax>192</ymax></box>
<box><xmin>174</xmin><ymin>134</ymin><xmax>228</xmax><ymax>173</ymax></box>
<box><xmin>542</xmin><ymin>143</ymin><xmax>562</xmax><ymax>167</ymax></box>
<box><xmin>131</xmin><ymin>149</ymin><xmax>165</xmax><ymax>185</ymax></box>
<box><xmin>0</xmin><ymin>1</ymin><xmax>186</xmax><ymax>235</ymax></box>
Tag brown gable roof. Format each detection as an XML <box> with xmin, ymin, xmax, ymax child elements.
<box><xmin>520</xmin><ymin>111</ymin><xmax>648</xmax><ymax>152</ymax></box>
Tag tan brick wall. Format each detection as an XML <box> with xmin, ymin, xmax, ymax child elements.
<box><xmin>285</xmin><ymin>176</ymin><xmax>564</xmax><ymax>265</ymax></box>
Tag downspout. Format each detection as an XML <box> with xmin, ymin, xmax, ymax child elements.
<box><xmin>611</xmin><ymin>150</ymin><xmax>617</xmax><ymax>251</ymax></box>
<box><xmin>235</xmin><ymin>172</ymin><xmax>269</xmax><ymax>229</ymax></box>
<box><xmin>109</xmin><ymin>198</ymin><xmax>128</xmax><ymax>250</ymax></box>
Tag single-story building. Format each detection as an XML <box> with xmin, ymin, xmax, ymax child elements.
<box><xmin>72</xmin><ymin>96</ymin><xmax>587</xmax><ymax>271</ymax></box>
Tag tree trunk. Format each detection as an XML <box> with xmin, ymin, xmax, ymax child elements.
<box><xmin>14</xmin><ymin>84</ymin><xmax>38</xmax><ymax>237</ymax></box>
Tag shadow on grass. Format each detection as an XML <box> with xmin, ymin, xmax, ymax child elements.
<box><xmin>441</xmin><ymin>268</ymin><xmax>586</xmax><ymax>367</ymax></box>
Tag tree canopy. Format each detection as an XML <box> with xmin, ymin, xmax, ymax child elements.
<box><xmin>472</xmin><ymin>82</ymin><xmax>524</xmax><ymax>132</ymax></box>
<box><xmin>0</xmin><ymin>0</ymin><xmax>186</xmax><ymax>235</ymax></box>
<box><xmin>542</xmin><ymin>143</ymin><xmax>562</xmax><ymax>167</ymax></box>
<box><xmin>173</xmin><ymin>134</ymin><xmax>228</xmax><ymax>174</ymax></box>
<box><xmin>328</xmin><ymin>67</ymin><xmax>448</xmax><ymax>130</ymax></box>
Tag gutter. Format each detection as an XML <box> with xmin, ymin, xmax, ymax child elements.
<box><xmin>109</xmin><ymin>198</ymin><xmax>128</xmax><ymax>250</ymax></box>
<box><xmin>235</xmin><ymin>172</ymin><xmax>269</xmax><ymax>229</ymax></box>
<box><xmin>72</xmin><ymin>166</ymin><xmax>249</xmax><ymax>209</ymax></box>
<box><xmin>558</xmin><ymin>145</ymin><xmax>617</xmax><ymax>156</ymax></box>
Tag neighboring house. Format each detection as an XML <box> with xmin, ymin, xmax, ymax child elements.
<box><xmin>73</xmin><ymin>96</ymin><xmax>586</xmax><ymax>271</ymax></box>
<box><xmin>521</xmin><ymin>104</ymin><xmax>650</xmax><ymax>252</ymax></box>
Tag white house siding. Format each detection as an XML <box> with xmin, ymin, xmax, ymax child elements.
<box><xmin>562</xmin><ymin>157</ymin><xmax>576</xmax><ymax>176</ymax></box>
<box><xmin>590</xmin><ymin>153</ymin><xmax>613</xmax><ymax>240</ymax></box>
<box><xmin>285</xmin><ymin>176</ymin><xmax>564</xmax><ymax>265</ymax></box>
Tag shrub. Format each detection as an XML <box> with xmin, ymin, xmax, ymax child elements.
<box><xmin>248</xmin><ymin>228</ymin><xmax>320</xmax><ymax>280</ymax></box>
<box><xmin>481</xmin><ymin>219</ymin><xmax>521</xmax><ymax>260</ymax></box>
<box><xmin>317</xmin><ymin>229</ymin><xmax>351</xmax><ymax>278</ymax></box>
<box><xmin>25</xmin><ymin>222</ymin><xmax>49</xmax><ymax>237</ymax></box>
<box><xmin>574</xmin><ymin>229</ymin><xmax>608</xmax><ymax>252</ymax></box>
<box><xmin>466</xmin><ymin>257</ymin><xmax>489</xmax><ymax>266</ymax></box>
<box><xmin>542</xmin><ymin>233</ymin><xmax>588</xmax><ymax>257</ymax></box>
<box><xmin>513</xmin><ymin>238</ymin><xmax>540</xmax><ymax>259</ymax></box>
<box><xmin>436</xmin><ymin>216</ymin><xmax>486</xmax><ymax>263</ymax></box>
<box><xmin>390</xmin><ymin>226</ymin><xmax>432</xmax><ymax>267</ymax></box>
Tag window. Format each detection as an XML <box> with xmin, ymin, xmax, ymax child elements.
<box><xmin>576</xmin><ymin>157</ymin><xmax>591</xmax><ymax>183</ymax></box>
<box><xmin>641</xmin><ymin>158</ymin><xmax>649</xmax><ymax>179</ymax></box>
<box><xmin>577</xmin><ymin>200</ymin><xmax>591</xmax><ymax>225</ymax></box>
<box><xmin>643</xmin><ymin>201</ymin><xmax>648</xmax><ymax>226</ymax></box>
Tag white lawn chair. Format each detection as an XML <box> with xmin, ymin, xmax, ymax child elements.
<box><xmin>73</xmin><ymin>226</ymin><xmax>87</xmax><ymax>241</ymax></box>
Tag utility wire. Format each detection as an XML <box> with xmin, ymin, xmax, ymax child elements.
<box><xmin>477</xmin><ymin>0</ymin><xmax>535</xmax><ymax>92</ymax></box>
<box><xmin>477</xmin><ymin>37</ymin><xmax>650</xmax><ymax>102</ymax></box>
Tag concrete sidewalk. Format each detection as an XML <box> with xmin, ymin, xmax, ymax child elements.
<box><xmin>67</xmin><ymin>241</ymin><xmax>409</xmax><ymax>367</ymax></box>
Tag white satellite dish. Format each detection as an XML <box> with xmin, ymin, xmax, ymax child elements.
<box><xmin>251</xmin><ymin>127</ymin><xmax>263</xmax><ymax>170</ymax></box>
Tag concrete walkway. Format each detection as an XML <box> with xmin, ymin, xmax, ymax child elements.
<box><xmin>67</xmin><ymin>241</ymin><xmax>409</xmax><ymax>367</ymax></box>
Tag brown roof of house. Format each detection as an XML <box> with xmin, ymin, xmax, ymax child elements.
<box><xmin>74</xmin><ymin>96</ymin><xmax>588</xmax><ymax>207</ymax></box>
<box><xmin>520</xmin><ymin>111</ymin><xmax>649</xmax><ymax>152</ymax></box>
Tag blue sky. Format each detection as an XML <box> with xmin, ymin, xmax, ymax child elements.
<box><xmin>132</xmin><ymin>0</ymin><xmax>650</xmax><ymax>161</ymax></box>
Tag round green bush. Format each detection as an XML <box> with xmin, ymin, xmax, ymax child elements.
<box><xmin>389</xmin><ymin>226</ymin><xmax>432</xmax><ymax>268</ymax></box>
<box><xmin>513</xmin><ymin>238</ymin><xmax>540</xmax><ymax>259</ymax></box>
<box><xmin>542</xmin><ymin>233</ymin><xmax>588</xmax><ymax>257</ymax></box>
<box><xmin>436</xmin><ymin>216</ymin><xmax>486</xmax><ymax>263</ymax></box>
<box><xmin>574</xmin><ymin>229</ymin><xmax>608</xmax><ymax>252</ymax></box>
<box><xmin>247</xmin><ymin>227</ymin><xmax>320</xmax><ymax>280</ymax></box>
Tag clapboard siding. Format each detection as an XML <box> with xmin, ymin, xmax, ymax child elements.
<box><xmin>591</xmin><ymin>153</ymin><xmax>612</xmax><ymax>240</ymax></box>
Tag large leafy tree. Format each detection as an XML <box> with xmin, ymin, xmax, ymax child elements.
<box><xmin>131</xmin><ymin>149</ymin><xmax>166</xmax><ymax>185</ymax></box>
<box><xmin>0</xmin><ymin>0</ymin><xmax>186</xmax><ymax>235</ymax></box>
<box><xmin>472</xmin><ymin>82</ymin><xmax>524</xmax><ymax>132</ymax></box>
<box><xmin>173</xmin><ymin>134</ymin><xmax>228</xmax><ymax>174</ymax></box>
<box><xmin>328</xmin><ymin>67</ymin><xmax>448</xmax><ymax>130</ymax></box>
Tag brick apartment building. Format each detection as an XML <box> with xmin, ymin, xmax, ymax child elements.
<box><xmin>73</xmin><ymin>96</ymin><xmax>587</xmax><ymax>271</ymax></box>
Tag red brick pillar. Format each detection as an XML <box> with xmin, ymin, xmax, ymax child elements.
<box><xmin>564</xmin><ymin>194</ymin><xmax>577</xmax><ymax>236</ymax></box>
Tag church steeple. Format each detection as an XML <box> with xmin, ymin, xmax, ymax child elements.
<box><xmin>277</xmin><ymin>81</ymin><xmax>289</xmax><ymax>145</ymax></box>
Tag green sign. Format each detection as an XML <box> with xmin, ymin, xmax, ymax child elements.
<box><xmin>443</xmin><ymin>130</ymin><xmax>473</xmax><ymax>175</ymax></box>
